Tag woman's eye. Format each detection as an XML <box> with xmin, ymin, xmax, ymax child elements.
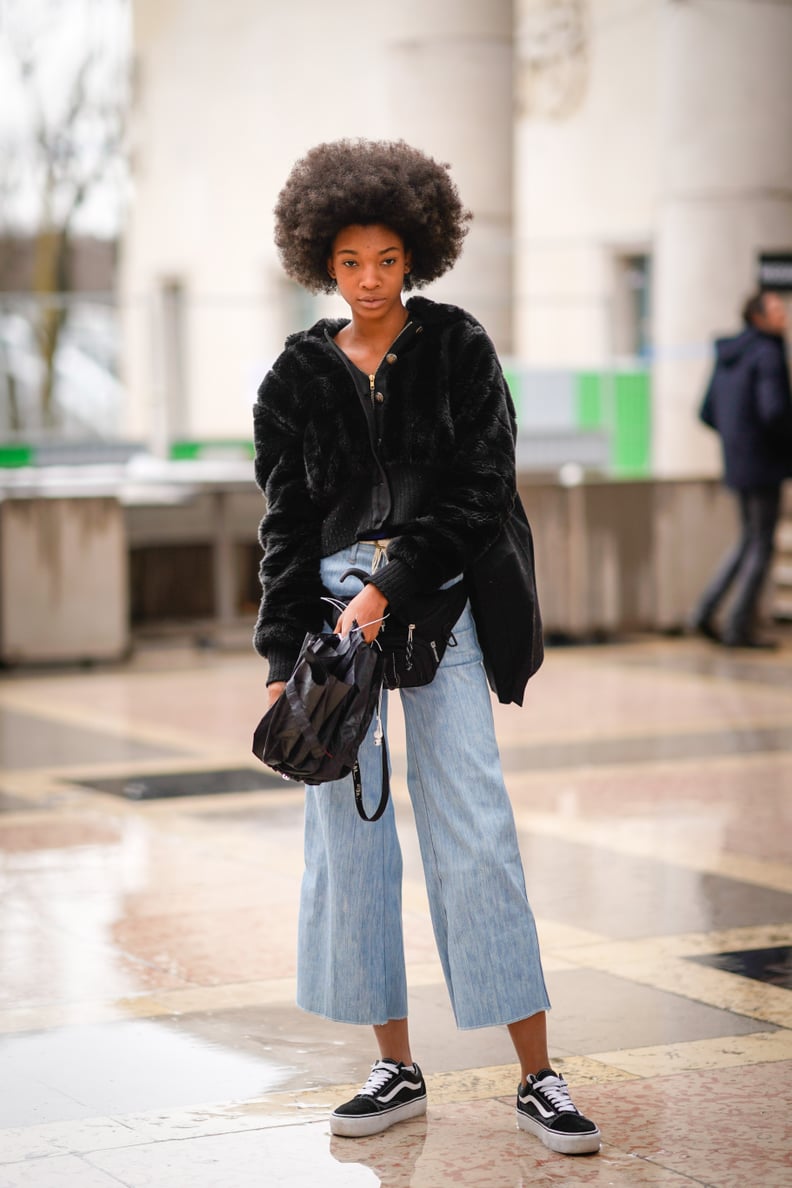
<box><xmin>382</xmin><ymin>257</ymin><xmax>396</xmax><ymax>266</ymax></box>
<box><xmin>342</xmin><ymin>260</ymin><xmax>357</xmax><ymax>268</ymax></box>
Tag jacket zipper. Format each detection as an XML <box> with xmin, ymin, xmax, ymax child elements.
<box><xmin>327</xmin><ymin>319</ymin><xmax>415</xmax><ymax>529</ymax></box>
<box><xmin>387</xmin><ymin>319</ymin><xmax>413</xmax><ymax>359</ymax></box>
<box><xmin>369</xmin><ymin>318</ymin><xmax>412</xmax><ymax>409</ymax></box>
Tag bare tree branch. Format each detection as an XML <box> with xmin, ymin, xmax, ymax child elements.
<box><xmin>0</xmin><ymin>0</ymin><xmax>130</xmax><ymax>432</ymax></box>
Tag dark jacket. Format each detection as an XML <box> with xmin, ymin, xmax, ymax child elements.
<box><xmin>253</xmin><ymin>297</ymin><xmax>518</xmax><ymax>682</ymax></box>
<box><xmin>699</xmin><ymin>327</ymin><xmax>792</xmax><ymax>489</ymax></box>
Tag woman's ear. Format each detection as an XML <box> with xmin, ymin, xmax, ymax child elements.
<box><xmin>404</xmin><ymin>248</ymin><xmax>413</xmax><ymax>275</ymax></box>
<box><xmin>327</xmin><ymin>258</ymin><xmax>336</xmax><ymax>281</ymax></box>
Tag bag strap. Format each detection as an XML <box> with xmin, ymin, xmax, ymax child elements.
<box><xmin>353</xmin><ymin>739</ymin><xmax>390</xmax><ymax>822</ymax></box>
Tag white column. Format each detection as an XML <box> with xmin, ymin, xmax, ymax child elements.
<box><xmin>384</xmin><ymin>1</ymin><xmax>515</xmax><ymax>351</ymax></box>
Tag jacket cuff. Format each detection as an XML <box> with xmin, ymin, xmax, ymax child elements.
<box><xmin>266</xmin><ymin>647</ymin><xmax>298</xmax><ymax>685</ymax></box>
<box><xmin>366</xmin><ymin>557</ymin><xmax>420</xmax><ymax>611</ymax></box>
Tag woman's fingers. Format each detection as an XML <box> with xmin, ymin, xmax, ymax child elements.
<box><xmin>334</xmin><ymin>608</ymin><xmax>380</xmax><ymax>642</ymax></box>
<box><xmin>334</xmin><ymin>586</ymin><xmax>388</xmax><ymax>643</ymax></box>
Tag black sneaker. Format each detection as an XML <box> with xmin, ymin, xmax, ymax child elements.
<box><xmin>330</xmin><ymin>1059</ymin><xmax>427</xmax><ymax>1137</ymax></box>
<box><xmin>516</xmin><ymin>1068</ymin><xmax>601</xmax><ymax>1155</ymax></box>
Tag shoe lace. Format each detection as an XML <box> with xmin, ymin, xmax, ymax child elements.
<box><xmin>537</xmin><ymin>1074</ymin><xmax>577</xmax><ymax>1114</ymax></box>
<box><xmin>358</xmin><ymin>1061</ymin><xmax>398</xmax><ymax>1098</ymax></box>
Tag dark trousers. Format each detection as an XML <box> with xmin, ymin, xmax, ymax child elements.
<box><xmin>693</xmin><ymin>486</ymin><xmax>781</xmax><ymax>642</ymax></box>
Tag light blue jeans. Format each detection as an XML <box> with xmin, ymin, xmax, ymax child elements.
<box><xmin>296</xmin><ymin>542</ymin><xmax>550</xmax><ymax>1030</ymax></box>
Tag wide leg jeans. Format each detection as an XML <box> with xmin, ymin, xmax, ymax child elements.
<box><xmin>296</xmin><ymin>543</ymin><xmax>550</xmax><ymax>1030</ymax></box>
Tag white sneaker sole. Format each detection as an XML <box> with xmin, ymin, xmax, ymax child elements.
<box><xmin>330</xmin><ymin>1094</ymin><xmax>427</xmax><ymax>1138</ymax></box>
<box><xmin>517</xmin><ymin>1110</ymin><xmax>601</xmax><ymax>1155</ymax></box>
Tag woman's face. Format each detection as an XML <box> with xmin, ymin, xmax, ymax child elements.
<box><xmin>327</xmin><ymin>224</ymin><xmax>412</xmax><ymax>321</ymax></box>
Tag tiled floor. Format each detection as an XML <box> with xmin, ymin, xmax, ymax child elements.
<box><xmin>1</xmin><ymin>632</ymin><xmax>791</xmax><ymax>1187</ymax></box>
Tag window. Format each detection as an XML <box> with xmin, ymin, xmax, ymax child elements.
<box><xmin>612</xmin><ymin>253</ymin><xmax>651</xmax><ymax>361</ymax></box>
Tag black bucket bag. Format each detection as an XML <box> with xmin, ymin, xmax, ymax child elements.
<box><xmin>252</xmin><ymin>574</ymin><xmax>467</xmax><ymax>823</ymax></box>
<box><xmin>252</xmin><ymin>625</ymin><xmax>390</xmax><ymax>820</ymax></box>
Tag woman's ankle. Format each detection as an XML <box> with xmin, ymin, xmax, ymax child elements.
<box><xmin>373</xmin><ymin>1018</ymin><xmax>412</xmax><ymax>1065</ymax></box>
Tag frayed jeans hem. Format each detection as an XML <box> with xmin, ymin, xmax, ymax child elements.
<box><xmin>295</xmin><ymin>997</ymin><xmax>550</xmax><ymax>1032</ymax></box>
<box><xmin>455</xmin><ymin>1002</ymin><xmax>552</xmax><ymax>1032</ymax></box>
<box><xmin>296</xmin><ymin>998</ymin><xmax>403</xmax><ymax>1028</ymax></box>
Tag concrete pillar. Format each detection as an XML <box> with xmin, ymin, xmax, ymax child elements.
<box><xmin>384</xmin><ymin>1</ymin><xmax>515</xmax><ymax>352</ymax></box>
<box><xmin>652</xmin><ymin>0</ymin><xmax>792</xmax><ymax>477</ymax></box>
<box><xmin>0</xmin><ymin>498</ymin><xmax>129</xmax><ymax>663</ymax></box>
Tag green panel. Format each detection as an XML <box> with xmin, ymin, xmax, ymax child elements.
<box><xmin>0</xmin><ymin>444</ymin><xmax>33</xmax><ymax>468</ymax></box>
<box><xmin>169</xmin><ymin>441</ymin><xmax>201</xmax><ymax>460</ymax></box>
<box><xmin>170</xmin><ymin>440</ymin><xmax>254</xmax><ymax>461</ymax></box>
<box><xmin>502</xmin><ymin>368</ymin><xmax>521</xmax><ymax>423</ymax></box>
<box><xmin>576</xmin><ymin>372</ymin><xmax>604</xmax><ymax>429</ymax></box>
<box><xmin>613</xmin><ymin>372</ymin><xmax>651</xmax><ymax>476</ymax></box>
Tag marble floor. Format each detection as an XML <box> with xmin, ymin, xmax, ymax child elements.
<box><xmin>0</xmin><ymin>631</ymin><xmax>790</xmax><ymax>1187</ymax></box>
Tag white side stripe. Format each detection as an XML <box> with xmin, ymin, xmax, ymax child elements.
<box><xmin>379</xmin><ymin>1081</ymin><xmax>424</xmax><ymax>1104</ymax></box>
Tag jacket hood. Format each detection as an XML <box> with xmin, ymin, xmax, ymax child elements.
<box><xmin>714</xmin><ymin>329</ymin><xmax>754</xmax><ymax>366</ymax></box>
<box><xmin>284</xmin><ymin>295</ymin><xmax>471</xmax><ymax>350</ymax></box>
<box><xmin>713</xmin><ymin>326</ymin><xmax>785</xmax><ymax>367</ymax></box>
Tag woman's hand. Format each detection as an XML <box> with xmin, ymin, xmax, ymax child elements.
<box><xmin>267</xmin><ymin>681</ymin><xmax>286</xmax><ymax>708</ymax></box>
<box><xmin>335</xmin><ymin>584</ymin><xmax>388</xmax><ymax>643</ymax></box>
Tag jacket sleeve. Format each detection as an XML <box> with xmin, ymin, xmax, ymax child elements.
<box><xmin>756</xmin><ymin>339</ymin><xmax>792</xmax><ymax>435</ymax></box>
<box><xmin>370</xmin><ymin>320</ymin><xmax>517</xmax><ymax>608</ymax></box>
<box><xmin>252</xmin><ymin>366</ymin><xmax>326</xmax><ymax>682</ymax></box>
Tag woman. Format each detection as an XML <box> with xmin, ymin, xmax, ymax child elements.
<box><xmin>253</xmin><ymin>139</ymin><xmax>600</xmax><ymax>1156</ymax></box>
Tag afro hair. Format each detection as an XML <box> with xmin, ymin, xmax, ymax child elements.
<box><xmin>273</xmin><ymin>139</ymin><xmax>472</xmax><ymax>293</ymax></box>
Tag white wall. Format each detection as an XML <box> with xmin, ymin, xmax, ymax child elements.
<box><xmin>513</xmin><ymin>0</ymin><xmax>792</xmax><ymax>477</ymax></box>
<box><xmin>122</xmin><ymin>0</ymin><xmax>792</xmax><ymax>476</ymax></box>
<box><xmin>120</xmin><ymin>0</ymin><xmax>513</xmax><ymax>447</ymax></box>
<box><xmin>513</xmin><ymin>0</ymin><xmax>660</xmax><ymax>367</ymax></box>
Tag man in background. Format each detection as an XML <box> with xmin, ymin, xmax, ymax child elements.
<box><xmin>690</xmin><ymin>290</ymin><xmax>792</xmax><ymax>648</ymax></box>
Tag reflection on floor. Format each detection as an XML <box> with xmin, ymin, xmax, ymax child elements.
<box><xmin>687</xmin><ymin>945</ymin><xmax>792</xmax><ymax>988</ymax></box>
<box><xmin>0</xmin><ymin>632</ymin><xmax>790</xmax><ymax>1187</ymax></box>
<box><xmin>72</xmin><ymin>766</ymin><xmax>286</xmax><ymax>800</ymax></box>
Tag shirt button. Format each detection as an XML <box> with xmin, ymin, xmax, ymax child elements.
<box><xmin>375</xmin><ymin>391</ymin><xmax>384</xmax><ymax>403</ymax></box>
<box><xmin>385</xmin><ymin>353</ymin><xmax>397</xmax><ymax>364</ymax></box>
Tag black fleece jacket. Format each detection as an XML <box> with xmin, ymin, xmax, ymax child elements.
<box><xmin>253</xmin><ymin>296</ymin><xmax>517</xmax><ymax>682</ymax></box>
